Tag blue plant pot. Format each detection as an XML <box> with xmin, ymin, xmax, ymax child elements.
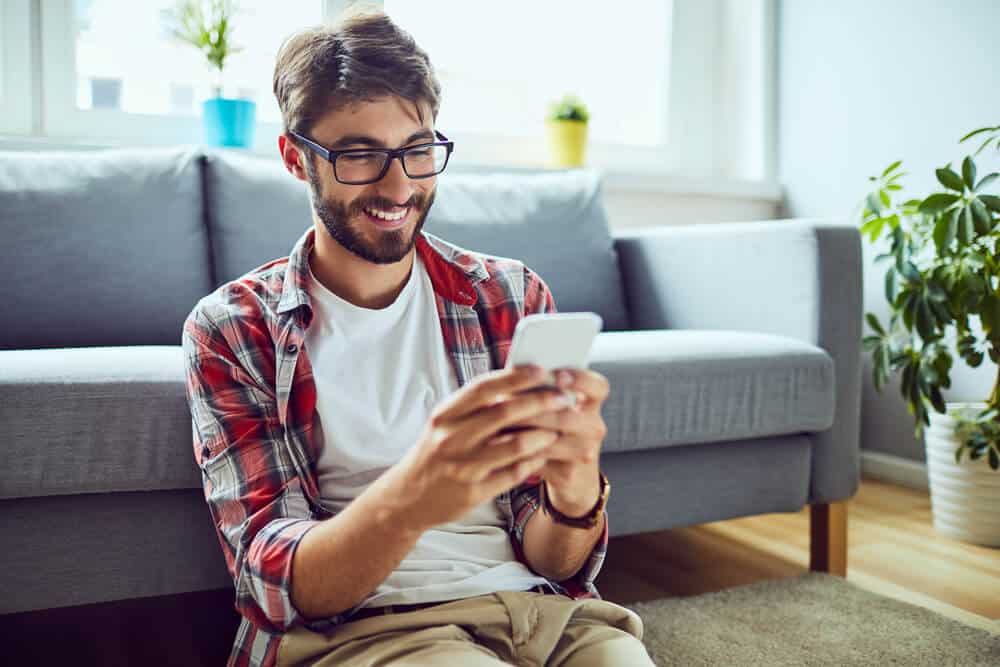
<box><xmin>202</xmin><ymin>98</ymin><xmax>256</xmax><ymax>148</ymax></box>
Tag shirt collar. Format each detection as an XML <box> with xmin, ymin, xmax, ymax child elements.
<box><xmin>276</xmin><ymin>226</ymin><xmax>489</xmax><ymax>318</ymax></box>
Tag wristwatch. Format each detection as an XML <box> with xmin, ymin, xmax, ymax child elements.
<box><xmin>540</xmin><ymin>471</ymin><xmax>610</xmax><ymax>529</ymax></box>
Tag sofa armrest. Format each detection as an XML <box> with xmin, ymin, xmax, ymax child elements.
<box><xmin>612</xmin><ymin>219</ymin><xmax>863</xmax><ymax>503</ymax></box>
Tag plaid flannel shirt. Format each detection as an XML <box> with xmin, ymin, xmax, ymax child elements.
<box><xmin>181</xmin><ymin>226</ymin><xmax>609</xmax><ymax>667</ymax></box>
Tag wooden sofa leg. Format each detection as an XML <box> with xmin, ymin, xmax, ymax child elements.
<box><xmin>809</xmin><ymin>501</ymin><xmax>848</xmax><ymax>576</ymax></box>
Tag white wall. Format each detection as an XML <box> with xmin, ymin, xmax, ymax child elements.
<box><xmin>778</xmin><ymin>0</ymin><xmax>1000</xmax><ymax>466</ymax></box>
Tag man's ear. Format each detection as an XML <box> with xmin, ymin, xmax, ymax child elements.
<box><xmin>278</xmin><ymin>133</ymin><xmax>309</xmax><ymax>183</ymax></box>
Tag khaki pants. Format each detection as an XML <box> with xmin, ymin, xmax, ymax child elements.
<box><xmin>277</xmin><ymin>590</ymin><xmax>655</xmax><ymax>666</ymax></box>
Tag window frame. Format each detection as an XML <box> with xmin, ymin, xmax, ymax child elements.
<box><xmin>4</xmin><ymin>0</ymin><xmax>778</xmax><ymax>186</ymax></box>
<box><xmin>1</xmin><ymin>0</ymin><xmax>35</xmax><ymax>136</ymax></box>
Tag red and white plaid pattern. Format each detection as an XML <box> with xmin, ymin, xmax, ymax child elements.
<box><xmin>182</xmin><ymin>226</ymin><xmax>608</xmax><ymax>667</ymax></box>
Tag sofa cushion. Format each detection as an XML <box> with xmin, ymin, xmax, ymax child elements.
<box><xmin>201</xmin><ymin>149</ymin><xmax>313</xmax><ymax>287</ymax></box>
<box><xmin>592</xmin><ymin>330</ymin><xmax>836</xmax><ymax>453</ymax></box>
<box><xmin>0</xmin><ymin>148</ymin><xmax>212</xmax><ymax>349</ymax></box>
<box><xmin>201</xmin><ymin>152</ymin><xmax>630</xmax><ymax>331</ymax></box>
<box><xmin>423</xmin><ymin>170</ymin><xmax>631</xmax><ymax>331</ymax></box>
<box><xmin>0</xmin><ymin>329</ymin><xmax>833</xmax><ymax>500</ymax></box>
<box><xmin>0</xmin><ymin>347</ymin><xmax>199</xmax><ymax>500</ymax></box>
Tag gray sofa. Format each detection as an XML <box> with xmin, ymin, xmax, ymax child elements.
<box><xmin>0</xmin><ymin>147</ymin><xmax>862</xmax><ymax>662</ymax></box>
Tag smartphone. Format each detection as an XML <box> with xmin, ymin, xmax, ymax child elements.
<box><xmin>505</xmin><ymin>312</ymin><xmax>604</xmax><ymax>391</ymax></box>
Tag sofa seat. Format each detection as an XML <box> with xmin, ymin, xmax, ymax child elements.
<box><xmin>0</xmin><ymin>330</ymin><xmax>834</xmax><ymax>500</ymax></box>
<box><xmin>592</xmin><ymin>330</ymin><xmax>835</xmax><ymax>454</ymax></box>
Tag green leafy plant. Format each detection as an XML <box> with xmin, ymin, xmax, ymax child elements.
<box><xmin>860</xmin><ymin>124</ymin><xmax>1000</xmax><ymax>471</ymax></box>
<box><xmin>547</xmin><ymin>94</ymin><xmax>590</xmax><ymax>123</ymax></box>
<box><xmin>164</xmin><ymin>0</ymin><xmax>242</xmax><ymax>96</ymax></box>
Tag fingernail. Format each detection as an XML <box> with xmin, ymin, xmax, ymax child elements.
<box><xmin>556</xmin><ymin>370</ymin><xmax>573</xmax><ymax>387</ymax></box>
<box><xmin>557</xmin><ymin>391</ymin><xmax>577</xmax><ymax>407</ymax></box>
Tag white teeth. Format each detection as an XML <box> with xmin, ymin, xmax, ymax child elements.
<box><xmin>365</xmin><ymin>207</ymin><xmax>408</xmax><ymax>221</ymax></box>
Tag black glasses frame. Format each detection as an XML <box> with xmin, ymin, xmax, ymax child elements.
<box><xmin>289</xmin><ymin>129</ymin><xmax>454</xmax><ymax>185</ymax></box>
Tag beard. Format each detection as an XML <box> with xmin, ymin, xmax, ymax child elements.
<box><xmin>306</xmin><ymin>161</ymin><xmax>436</xmax><ymax>265</ymax></box>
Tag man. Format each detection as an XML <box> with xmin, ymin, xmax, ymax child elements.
<box><xmin>182</xmin><ymin>9</ymin><xmax>653</xmax><ymax>667</ymax></box>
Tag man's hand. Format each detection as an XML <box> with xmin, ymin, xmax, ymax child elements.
<box><xmin>507</xmin><ymin>368</ymin><xmax>610</xmax><ymax>516</ymax></box>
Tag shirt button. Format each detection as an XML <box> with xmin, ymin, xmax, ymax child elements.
<box><xmin>286</xmin><ymin>343</ymin><xmax>298</xmax><ymax>353</ymax></box>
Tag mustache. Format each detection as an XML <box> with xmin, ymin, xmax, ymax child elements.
<box><xmin>354</xmin><ymin>194</ymin><xmax>425</xmax><ymax>213</ymax></box>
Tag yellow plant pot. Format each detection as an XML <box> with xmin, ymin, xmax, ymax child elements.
<box><xmin>546</xmin><ymin>119</ymin><xmax>588</xmax><ymax>168</ymax></box>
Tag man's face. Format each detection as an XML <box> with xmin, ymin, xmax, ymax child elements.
<box><xmin>300</xmin><ymin>96</ymin><xmax>438</xmax><ymax>265</ymax></box>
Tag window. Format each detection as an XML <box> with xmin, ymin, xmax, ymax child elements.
<box><xmin>3</xmin><ymin>0</ymin><xmax>776</xmax><ymax>184</ymax></box>
<box><xmin>71</xmin><ymin>0</ymin><xmax>322</xmax><ymax>122</ymax></box>
<box><xmin>37</xmin><ymin>0</ymin><xmax>323</xmax><ymax>146</ymax></box>
<box><xmin>384</xmin><ymin>0</ymin><xmax>672</xmax><ymax>149</ymax></box>
<box><xmin>1</xmin><ymin>0</ymin><xmax>34</xmax><ymax>135</ymax></box>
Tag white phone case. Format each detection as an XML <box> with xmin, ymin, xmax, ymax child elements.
<box><xmin>505</xmin><ymin>312</ymin><xmax>604</xmax><ymax>382</ymax></box>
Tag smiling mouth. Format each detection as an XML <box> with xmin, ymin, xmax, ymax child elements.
<box><xmin>362</xmin><ymin>205</ymin><xmax>412</xmax><ymax>228</ymax></box>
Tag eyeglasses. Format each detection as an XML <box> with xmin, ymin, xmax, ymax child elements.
<box><xmin>289</xmin><ymin>129</ymin><xmax>454</xmax><ymax>185</ymax></box>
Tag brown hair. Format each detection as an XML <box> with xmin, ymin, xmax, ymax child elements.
<box><xmin>272</xmin><ymin>8</ymin><xmax>442</xmax><ymax>137</ymax></box>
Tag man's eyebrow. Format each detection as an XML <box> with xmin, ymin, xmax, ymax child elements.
<box><xmin>329</xmin><ymin>129</ymin><xmax>435</xmax><ymax>149</ymax></box>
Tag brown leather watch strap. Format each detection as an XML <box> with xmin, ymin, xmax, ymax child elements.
<box><xmin>540</xmin><ymin>471</ymin><xmax>610</xmax><ymax>529</ymax></box>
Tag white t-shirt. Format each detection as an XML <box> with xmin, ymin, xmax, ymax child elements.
<box><xmin>304</xmin><ymin>250</ymin><xmax>548</xmax><ymax>608</ymax></box>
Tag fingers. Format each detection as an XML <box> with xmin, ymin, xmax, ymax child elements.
<box><xmin>532</xmin><ymin>434</ymin><xmax>601</xmax><ymax>465</ymax></box>
<box><xmin>435</xmin><ymin>365</ymin><xmax>550</xmax><ymax>423</ymax></box>
<box><xmin>451</xmin><ymin>428</ymin><xmax>559</xmax><ymax>482</ymax></box>
<box><xmin>442</xmin><ymin>387</ymin><xmax>574</xmax><ymax>455</ymax></box>
<box><xmin>553</xmin><ymin>369</ymin><xmax>610</xmax><ymax>405</ymax></box>
<box><xmin>508</xmin><ymin>407</ymin><xmax>607</xmax><ymax>441</ymax></box>
<box><xmin>481</xmin><ymin>451</ymin><xmax>549</xmax><ymax>496</ymax></box>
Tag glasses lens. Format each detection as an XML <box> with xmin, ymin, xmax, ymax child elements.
<box><xmin>402</xmin><ymin>144</ymin><xmax>449</xmax><ymax>177</ymax></box>
<box><xmin>335</xmin><ymin>151</ymin><xmax>389</xmax><ymax>184</ymax></box>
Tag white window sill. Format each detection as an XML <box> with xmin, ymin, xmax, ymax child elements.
<box><xmin>0</xmin><ymin>133</ymin><xmax>782</xmax><ymax>203</ymax></box>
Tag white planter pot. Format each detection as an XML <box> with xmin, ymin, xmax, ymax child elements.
<box><xmin>924</xmin><ymin>401</ymin><xmax>1000</xmax><ymax>548</ymax></box>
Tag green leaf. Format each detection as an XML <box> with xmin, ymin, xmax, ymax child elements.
<box><xmin>916</xmin><ymin>298</ymin><xmax>935</xmax><ymax>340</ymax></box>
<box><xmin>927</xmin><ymin>281</ymin><xmax>948</xmax><ymax>303</ymax></box>
<box><xmin>971</xmin><ymin>198</ymin><xmax>993</xmax><ymax>234</ymax></box>
<box><xmin>960</xmin><ymin>126</ymin><xmax>997</xmax><ymax>142</ymax></box>
<box><xmin>866</xmin><ymin>312</ymin><xmax>886</xmax><ymax>335</ymax></box>
<box><xmin>919</xmin><ymin>193</ymin><xmax>959</xmax><ymax>214</ymax></box>
<box><xmin>957</xmin><ymin>206</ymin><xmax>975</xmax><ymax>245</ymax></box>
<box><xmin>962</xmin><ymin>156</ymin><xmax>977</xmax><ymax>190</ymax></box>
<box><xmin>866</xmin><ymin>192</ymin><xmax>882</xmax><ymax>215</ymax></box>
<box><xmin>901</xmin><ymin>261</ymin><xmax>921</xmax><ymax>282</ymax></box>
<box><xmin>881</xmin><ymin>160</ymin><xmax>903</xmax><ymax>178</ymax></box>
<box><xmin>936</xmin><ymin>166</ymin><xmax>966</xmax><ymax>192</ymax></box>
<box><xmin>933</xmin><ymin>210</ymin><xmax>957</xmax><ymax>254</ymax></box>
<box><xmin>860</xmin><ymin>217</ymin><xmax>888</xmax><ymax>243</ymax></box>
<box><xmin>976</xmin><ymin>135</ymin><xmax>996</xmax><ymax>157</ymax></box>
<box><xmin>885</xmin><ymin>267</ymin><xmax>897</xmax><ymax>303</ymax></box>
<box><xmin>879</xmin><ymin>189</ymin><xmax>891</xmax><ymax>208</ymax></box>
<box><xmin>974</xmin><ymin>172</ymin><xmax>999</xmax><ymax>192</ymax></box>
<box><xmin>901</xmin><ymin>293</ymin><xmax>916</xmax><ymax>331</ymax></box>
<box><xmin>980</xmin><ymin>194</ymin><xmax>1000</xmax><ymax>213</ymax></box>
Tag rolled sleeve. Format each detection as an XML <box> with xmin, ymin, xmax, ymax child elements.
<box><xmin>509</xmin><ymin>482</ymin><xmax>609</xmax><ymax>596</ymax></box>
<box><xmin>182</xmin><ymin>305</ymin><xmax>321</xmax><ymax>632</ymax></box>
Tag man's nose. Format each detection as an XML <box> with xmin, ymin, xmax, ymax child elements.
<box><xmin>375</xmin><ymin>155</ymin><xmax>416</xmax><ymax>206</ymax></box>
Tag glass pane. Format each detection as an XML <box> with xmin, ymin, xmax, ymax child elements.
<box><xmin>73</xmin><ymin>0</ymin><xmax>323</xmax><ymax>122</ymax></box>
<box><xmin>384</xmin><ymin>1</ymin><xmax>672</xmax><ymax>147</ymax></box>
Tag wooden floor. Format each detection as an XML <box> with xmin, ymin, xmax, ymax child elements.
<box><xmin>597</xmin><ymin>475</ymin><xmax>1000</xmax><ymax>635</ymax></box>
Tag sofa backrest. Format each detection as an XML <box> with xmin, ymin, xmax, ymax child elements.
<box><xmin>204</xmin><ymin>151</ymin><xmax>631</xmax><ymax>331</ymax></box>
<box><xmin>0</xmin><ymin>147</ymin><xmax>631</xmax><ymax>350</ymax></box>
<box><xmin>423</xmin><ymin>170</ymin><xmax>631</xmax><ymax>331</ymax></box>
<box><xmin>0</xmin><ymin>148</ymin><xmax>213</xmax><ymax>350</ymax></box>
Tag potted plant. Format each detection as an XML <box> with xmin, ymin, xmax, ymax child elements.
<box><xmin>546</xmin><ymin>94</ymin><xmax>590</xmax><ymax>168</ymax></box>
<box><xmin>165</xmin><ymin>0</ymin><xmax>255</xmax><ymax>148</ymax></box>
<box><xmin>860</xmin><ymin>123</ymin><xmax>1000</xmax><ymax>547</ymax></box>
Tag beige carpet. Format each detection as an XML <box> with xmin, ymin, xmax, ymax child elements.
<box><xmin>625</xmin><ymin>572</ymin><xmax>999</xmax><ymax>666</ymax></box>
